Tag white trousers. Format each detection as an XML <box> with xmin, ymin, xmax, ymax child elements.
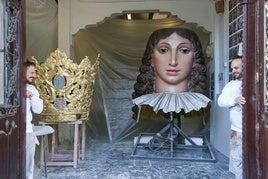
<box><xmin>230</xmin><ymin>131</ymin><xmax>242</xmax><ymax>179</ymax></box>
<box><xmin>26</xmin><ymin>132</ymin><xmax>36</xmax><ymax>179</ymax></box>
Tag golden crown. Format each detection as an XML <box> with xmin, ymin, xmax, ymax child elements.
<box><xmin>30</xmin><ymin>49</ymin><xmax>100</xmax><ymax>122</ymax></box>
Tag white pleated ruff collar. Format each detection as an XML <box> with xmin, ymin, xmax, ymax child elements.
<box><xmin>133</xmin><ymin>92</ymin><xmax>210</xmax><ymax>114</ymax></box>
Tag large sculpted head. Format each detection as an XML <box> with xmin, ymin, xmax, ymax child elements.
<box><xmin>132</xmin><ymin>28</ymin><xmax>208</xmax><ymax>119</ymax></box>
<box><xmin>133</xmin><ymin>28</ymin><xmax>207</xmax><ymax>96</ymax></box>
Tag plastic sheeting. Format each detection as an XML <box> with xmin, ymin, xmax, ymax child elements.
<box><xmin>26</xmin><ymin>0</ymin><xmax>58</xmax><ymax>61</ymax></box>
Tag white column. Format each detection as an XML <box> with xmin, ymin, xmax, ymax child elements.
<box><xmin>58</xmin><ymin>0</ymin><xmax>71</xmax><ymax>56</ymax></box>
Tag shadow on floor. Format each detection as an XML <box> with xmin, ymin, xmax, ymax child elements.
<box><xmin>34</xmin><ymin>139</ymin><xmax>235</xmax><ymax>179</ymax></box>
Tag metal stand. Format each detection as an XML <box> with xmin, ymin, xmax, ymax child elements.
<box><xmin>41</xmin><ymin>136</ymin><xmax>48</xmax><ymax>177</ymax></box>
<box><xmin>33</xmin><ymin>125</ymin><xmax>54</xmax><ymax>177</ymax></box>
<box><xmin>131</xmin><ymin>112</ymin><xmax>216</xmax><ymax>162</ymax></box>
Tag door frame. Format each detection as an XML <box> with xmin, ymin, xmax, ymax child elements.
<box><xmin>242</xmin><ymin>0</ymin><xmax>267</xmax><ymax>178</ymax></box>
<box><xmin>0</xmin><ymin>0</ymin><xmax>26</xmax><ymax>178</ymax></box>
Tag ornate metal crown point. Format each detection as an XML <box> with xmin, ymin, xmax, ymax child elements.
<box><xmin>30</xmin><ymin>49</ymin><xmax>100</xmax><ymax>122</ymax></box>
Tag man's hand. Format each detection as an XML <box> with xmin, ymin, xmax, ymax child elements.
<box><xmin>235</xmin><ymin>96</ymin><xmax>246</xmax><ymax>106</ymax></box>
<box><xmin>26</xmin><ymin>90</ymin><xmax>33</xmax><ymax>98</ymax></box>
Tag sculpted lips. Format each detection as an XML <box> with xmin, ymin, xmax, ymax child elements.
<box><xmin>166</xmin><ymin>69</ymin><xmax>179</xmax><ymax>75</ymax></box>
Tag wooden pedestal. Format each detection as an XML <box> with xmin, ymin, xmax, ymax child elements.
<box><xmin>39</xmin><ymin>120</ymin><xmax>86</xmax><ymax>168</ymax></box>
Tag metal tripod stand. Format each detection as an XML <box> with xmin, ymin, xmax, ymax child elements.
<box><xmin>132</xmin><ymin>111</ymin><xmax>216</xmax><ymax>162</ymax></box>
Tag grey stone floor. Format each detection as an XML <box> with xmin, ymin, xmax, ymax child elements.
<box><xmin>34</xmin><ymin>139</ymin><xmax>235</xmax><ymax>179</ymax></box>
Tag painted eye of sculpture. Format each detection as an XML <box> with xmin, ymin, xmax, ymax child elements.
<box><xmin>158</xmin><ymin>46</ymin><xmax>168</xmax><ymax>54</ymax></box>
<box><xmin>178</xmin><ymin>47</ymin><xmax>191</xmax><ymax>54</ymax></box>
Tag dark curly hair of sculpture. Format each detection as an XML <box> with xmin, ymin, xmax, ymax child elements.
<box><xmin>132</xmin><ymin>28</ymin><xmax>208</xmax><ymax>120</ymax></box>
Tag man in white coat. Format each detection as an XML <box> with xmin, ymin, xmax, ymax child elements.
<box><xmin>218</xmin><ymin>56</ymin><xmax>246</xmax><ymax>179</ymax></box>
<box><xmin>25</xmin><ymin>61</ymin><xmax>43</xmax><ymax>179</ymax></box>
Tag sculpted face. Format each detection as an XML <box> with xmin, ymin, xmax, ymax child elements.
<box><xmin>151</xmin><ymin>32</ymin><xmax>195</xmax><ymax>93</ymax></box>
